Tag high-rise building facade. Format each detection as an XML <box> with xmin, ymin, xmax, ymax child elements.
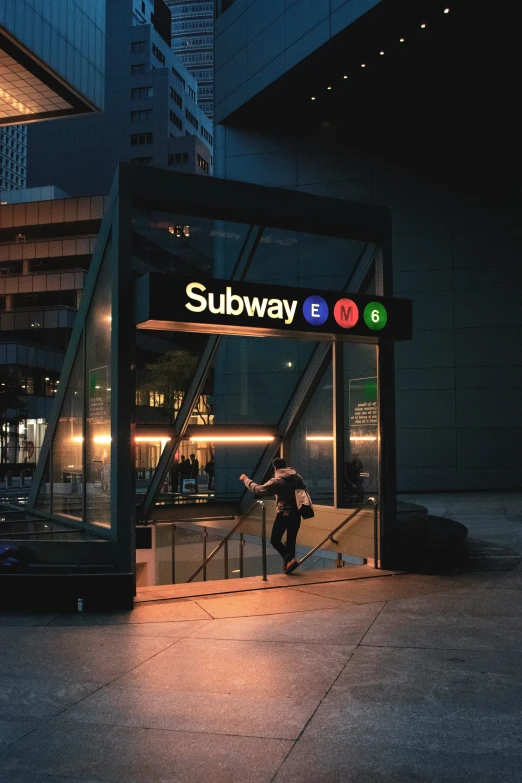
<box><xmin>0</xmin><ymin>124</ymin><xmax>27</xmax><ymax>192</ymax></box>
<box><xmin>167</xmin><ymin>1</ymin><xmax>214</xmax><ymax>119</ymax></box>
<box><xmin>0</xmin><ymin>189</ymin><xmax>106</xmax><ymax>469</ymax></box>
<box><xmin>0</xmin><ymin>0</ymin><xmax>104</xmax><ymax>125</ymax></box>
<box><xmin>1</xmin><ymin>0</ymin><xmax>106</xmax><ymax>196</ymax></box>
<box><xmin>27</xmin><ymin>0</ymin><xmax>213</xmax><ymax>197</ymax></box>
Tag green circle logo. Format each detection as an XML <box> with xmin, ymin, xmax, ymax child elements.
<box><xmin>363</xmin><ymin>302</ymin><xmax>388</xmax><ymax>331</ymax></box>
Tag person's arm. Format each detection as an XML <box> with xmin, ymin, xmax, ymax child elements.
<box><xmin>239</xmin><ymin>474</ymin><xmax>278</xmax><ymax>496</ymax></box>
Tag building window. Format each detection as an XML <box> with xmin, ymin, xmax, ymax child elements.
<box><xmin>131</xmin><ymin>110</ymin><xmax>152</xmax><ymax>122</ymax></box>
<box><xmin>187</xmin><ymin>86</ymin><xmax>196</xmax><ymax>101</ymax></box>
<box><xmin>168</xmin><ymin>152</ymin><xmax>189</xmax><ymax>165</ymax></box>
<box><xmin>201</xmin><ymin>126</ymin><xmax>213</xmax><ymax>145</ymax></box>
<box><xmin>197</xmin><ymin>154</ymin><xmax>209</xmax><ymax>174</ymax></box>
<box><xmin>152</xmin><ymin>43</ymin><xmax>165</xmax><ymax>65</ymax></box>
<box><xmin>185</xmin><ymin>109</ymin><xmax>199</xmax><ymax>130</ymax></box>
<box><xmin>172</xmin><ymin>67</ymin><xmax>186</xmax><ymax>87</ymax></box>
<box><xmin>181</xmin><ymin>52</ymin><xmax>213</xmax><ymax>65</ymax></box>
<box><xmin>131</xmin><ymin>156</ymin><xmax>153</xmax><ymax>166</ymax></box>
<box><xmin>131</xmin><ymin>63</ymin><xmax>146</xmax><ymax>75</ymax></box>
<box><xmin>169</xmin><ymin>110</ymin><xmax>183</xmax><ymax>130</ymax></box>
<box><xmin>170</xmin><ymin>87</ymin><xmax>183</xmax><ymax>108</ymax></box>
<box><xmin>131</xmin><ymin>132</ymin><xmax>153</xmax><ymax>145</ymax></box>
<box><xmin>131</xmin><ymin>41</ymin><xmax>146</xmax><ymax>53</ymax></box>
<box><xmin>131</xmin><ymin>86</ymin><xmax>154</xmax><ymax>99</ymax></box>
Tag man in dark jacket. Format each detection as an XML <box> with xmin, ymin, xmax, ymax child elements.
<box><xmin>240</xmin><ymin>458</ymin><xmax>304</xmax><ymax>574</ymax></box>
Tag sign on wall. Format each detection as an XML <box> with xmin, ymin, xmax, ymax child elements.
<box><xmin>135</xmin><ymin>274</ymin><xmax>412</xmax><ymax>341</ymax></box>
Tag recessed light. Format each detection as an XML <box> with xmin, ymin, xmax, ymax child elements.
<box><xmin>311</xmin><ymin>96</ymin><xmax>316</xmax><ymax>100</ymax></box>
<box><xmin>380</xmin><ymin>50</ymin><xmax>384</xmax><ymax>55</ymax></box>
<box><xmin>327</xmin><ymin>86</ymin><xmax>332</xmax><ymax>90</ymax></box>
<box><xmin>343</xmin><ymin>75</ymin><xmax>348</xmax><ymax>79</ymax></box>
<box><xmin>421</xmin><ymin>23</ymin><xmax>426</xmax><ymax>28</ymax></box>
<box><xmin>361</xmin><ymin>63</ymin><xmax>366</xmax><ymax>68</ymax></box>
<box><xmin>400</xmin><ymin>37</ymin><xmax>405</xmax><ymax>42</ymax></box>
<box><xmin>444</xmin><ymin>7</ymin><xmax>450</xmax><ymax>13</ymax></box>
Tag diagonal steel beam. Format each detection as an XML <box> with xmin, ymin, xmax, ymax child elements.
<box><xmin>139</xmin><ymin>225</ymin><xmax>265</xmax><ymax>523</ymax></box>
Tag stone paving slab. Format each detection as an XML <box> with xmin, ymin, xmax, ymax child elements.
<box><xmin>4</xmin><ymin>721</ymin><xmax>292</xmax><ymax>783</ymax></box>
<box><xmin>192</xmin><ymin>586</ymin><xmax>349</xmax><ymax>617</ymax></box>
<box><xmin>111</xmin><ymin>636</ymin><xmax>355</xmax><ymax>699</ymax></box>
<box><xmin>57</xmin><ymin>684</ymin><xmax>321</xmax><ymax>740</ymax></box>
<box><xmin>188</xmin><ymin>603</ymin><xmax>384</xmax><ymax>644</ymax></box>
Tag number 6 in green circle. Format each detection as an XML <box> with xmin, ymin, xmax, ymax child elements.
<box><xmin>363</xmin><ymin>302</ymin><xmax>388</xmax><ymax>331</ymax></box>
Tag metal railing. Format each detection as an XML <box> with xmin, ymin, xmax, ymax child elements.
<box><xmin>150</xmin><ymin>497</ymin><xmax>378</xmax><ymax>587</ymax></box>
<box><xmin>294</xmin><ymin>497</ymin><xmax>379</xmax><ymax>571</ymax></box>
<box><xmin>185</xmin><ymin>500</ymin><xmax>268</xmax><ymax>583</ymax></box>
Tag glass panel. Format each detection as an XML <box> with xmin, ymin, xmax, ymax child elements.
<box><xmin>84</xmin><ymin>245</ymin><xmax>112</xmax><ymax>530</ymax></box>
<box><xmin>132</xmin><ymin>205</ymin><xmax>251</xmax><ymax>279</ymax></box>
<box><xmin>243</xmin><ymin>226</ymin><xmax>366</xmax><ymax>292</ymax></box>
<box><xmin>343</xmin><ymin>343</ymin><xmax>379</xmax><ymax>503</ymax></box>
<box><xmin>290</xmin><ymin>358</ymin><xmax>334</xmax><ymax>506</ymax></box>
<box><xmin>50</xmin><ymin>341</ymin><xmax>84</xmax><ymax>519</ymax></box>
<box><xmin>35</xmin><ymin>454</ymin><xmax>51</xmax><ymax>514</ymax></box>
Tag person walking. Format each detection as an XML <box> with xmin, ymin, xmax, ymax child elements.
<box><xmin>239</xmin><ymin>458</ymin><xmax>306</xmax><ymax>574</ymax></box>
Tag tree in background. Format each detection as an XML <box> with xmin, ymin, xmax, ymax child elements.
<box><xmin>139</xmin><ymin>350</ymin><xmax>199</xmax><ymax>420</ymax></box>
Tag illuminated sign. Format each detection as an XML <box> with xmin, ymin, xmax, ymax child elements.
<box><xmin>135</xmin><ymin>274</ymin><xmax>412</xmax><ymax>341</ymax></box>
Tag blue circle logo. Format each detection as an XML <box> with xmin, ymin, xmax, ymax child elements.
<box><xmin>303</xmin><ymin>296</ymin><xmax>329</xmax><ymax>326</ymax></box>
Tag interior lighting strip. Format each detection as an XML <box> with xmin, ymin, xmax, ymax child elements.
<box><xmin>189</xmin><ymin>435</ymin><xmax>275</xmax><ymax>443</ymax></box>
<box><xmin>306</xmin><ymin>435</ymin><xmax>378</xmax><ymax>442</ymax></box>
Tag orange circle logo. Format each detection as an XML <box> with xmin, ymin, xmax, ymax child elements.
<box><xmin>333</xmin><ymin>298</ymin><xmax>359</xmax><ymax>328</ymax></box>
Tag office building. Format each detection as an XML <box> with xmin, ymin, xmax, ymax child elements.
<box><xmin>0</xmin><ymin>0</ymin><xmax>104</xmax><ymax>125</ymax></box>
<box><xmin>0</xmin><ymin>189</ymin><xmax>106</xmax><ymax>469</ymax></box>
<box><xmin>167</xmin><ymin>1</ymin><xmax>214</xmax><ymax>119</ymax></box>
<box><xmin>27</xmin><ymin>0</ymin><xmax>213</xmax><ymax>197</ymax></box>
<box><xmin>1</xmin><ymin>0</ymin><xmax>105</xmax><ymax>195</ymax></box>
<box><xmin>0</xmin><ymin>124</ymin><xmax>27</xmax><ymax>192</ymax></box>
<box><xmin>213</xmin><ymin>0</ymin><xmax>522</xmax><ymax>492</ymax></box>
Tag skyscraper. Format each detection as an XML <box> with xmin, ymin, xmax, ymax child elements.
<box><xmin>167</xmin><ymin>1</ymin><xmax>214</xmax><ymax>120</ymax></box>
<box><xmin>27</xmin><ymin>0</ymin><xmax>213</xmax><ymax>196</ymax></box>
<box><xmin>1</xmin><ymin>0</ymin><xmax>105</xmax><ymax>196</ymax></box>
<box><xmin>0</xmin><ymin>125</ymin><xmax>27</xmax><ymax>192</ymax></box>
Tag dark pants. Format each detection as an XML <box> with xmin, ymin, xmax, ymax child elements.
<box><xmin>270</xmin><ymin>509</ymin><xmax>301</xmax><ymax>564</ymax></box>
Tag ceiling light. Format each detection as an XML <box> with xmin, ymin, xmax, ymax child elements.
<box><xmin>306</xmin><ymin>436</ymin><xmax>334</xmax><ymax>442</ymax></box>
<box><xmin>361</xmin><ymin>63</ymin><xmax>366</xmax><ymax>68</ymax></box>
<box><xmin>343</xmin><ymin>75</ymin><xmax>348</xmax><ymax>79</ymax></box>
<box><xmin>399</xmin><ymin>37</ymin><xmax>405</xmax><ymax>42</ymax></box>
<box><xmin>190</xmin><ymin>435</ymin><xmax>275</xmax><ymax>443</ymax></box>
<box><xmin>380</xmin><ymin>51</ymin><xmax>384</xmax><ymax>55</ymax></box>
<box><xmin>444</xmin><ymin>7</ymin><xmax>450</xmax><ymax>13</ymax></box>
<box><xmin>420</xmin><ymin>23</ymin><xmax>426</xmax><ymax>28</ymax></box>
<box><xmin>311</xmin><ymin>96</ymin><xmax>316</xmax><ymax>100</ymax></box>
<box><xmin>327</xmin><ymin>86</ymin><xmax>332</xmax><ymax>90</ymax></box>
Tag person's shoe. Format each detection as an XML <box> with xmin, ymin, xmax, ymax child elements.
<box><xmin>284</xmin><ymin>558</ymin><xmax>299</xmax><ymax>575</ymax></box>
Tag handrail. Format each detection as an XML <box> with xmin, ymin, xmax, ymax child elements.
<box><xmin>295</xmin><ymin>497</ymin><xmax>379</xmax><ymax>571</ymax></box>
<box><xmin>186</xmin><ymin>500</ymin><xmax>266</xmax><ymax>583</ymax></box>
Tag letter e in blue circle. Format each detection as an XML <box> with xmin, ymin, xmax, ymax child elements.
<box><xmin>303</xmin><ymin>295</ymin><xmax>329</xmax><ymax>326</ymax></box>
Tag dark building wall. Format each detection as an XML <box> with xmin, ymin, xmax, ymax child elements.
<box><xmin>214</xmin><ymin>1</ymin><xmax>522</xmax><ymax>492</ymax></box>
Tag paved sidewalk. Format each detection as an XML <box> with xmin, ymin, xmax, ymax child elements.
<box><xmin>0</xmin><ymin>492</ymin><xmax>521</xmax><ymax>783</ymax></box>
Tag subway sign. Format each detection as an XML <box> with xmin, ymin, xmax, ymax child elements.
<box><xmin>135</xmin><ymin>273</ymin><xmax>412</xmax><ymax>341</ymax></box>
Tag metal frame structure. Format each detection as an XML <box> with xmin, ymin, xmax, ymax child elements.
<box><xmin>27</xmin><ymin>163</ymin><xmax>399</xmax><ymax>600</ymax></box>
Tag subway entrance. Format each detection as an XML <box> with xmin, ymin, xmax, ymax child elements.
<box><xmin>23</xmin><ymin>166</ymin><xmax>411</xmax><ymax>608</ymax></box>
